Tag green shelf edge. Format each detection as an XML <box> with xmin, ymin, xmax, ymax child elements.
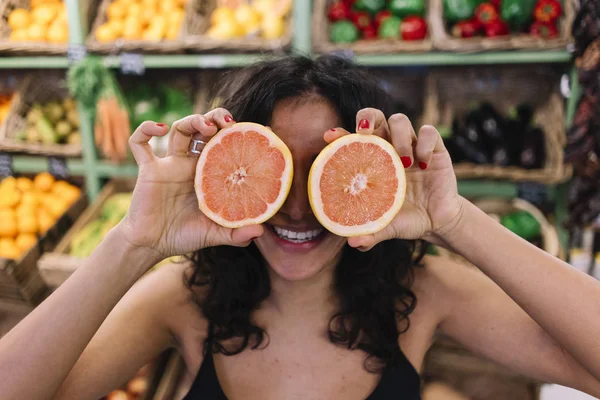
<box><xmin>0</xmin><ymin>56</ymin><xmax>70</xmax><ymax>68</ymax></box>
<box><xmin>13</xmin><ymin>156</ymin><xmax>85</xmax><ymax>174</ymax></box>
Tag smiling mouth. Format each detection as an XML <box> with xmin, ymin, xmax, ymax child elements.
<box><xmin>268</xmin><ymin>224</ymin><xmax>326</xmax><ymax>244</ymax></box>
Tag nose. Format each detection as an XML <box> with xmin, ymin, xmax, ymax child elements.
<box><xmin>280</xmin><ymin>161</ymin><xmax>311</xmax><ymax>222</ymax></box>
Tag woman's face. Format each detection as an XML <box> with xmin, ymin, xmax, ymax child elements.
<box><xmin>254</xmin><ymin>96</ymin><xmax>347</xmax><ymax>281</ymax></box>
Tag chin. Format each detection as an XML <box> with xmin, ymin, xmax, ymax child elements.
<box><xmin>254</xmin><ymin>223</ymin><xmax>345</xmax><ymax>282</ymax></box>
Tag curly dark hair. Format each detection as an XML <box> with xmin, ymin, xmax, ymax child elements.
<box><xmin>187</xmin><ymin>55</ymin><xmax>424</xmax><ymax>372</ymax></box>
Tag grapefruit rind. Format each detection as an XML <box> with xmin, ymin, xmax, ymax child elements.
<box><xmin>195</xmin><ymin>122</ymin><xmax>293</xmax><ymax>229</ymax></box>
<box><xmin>308</xmin><ymin>134</ymin><xmax>406</xmax><ymax>237</ymax></box>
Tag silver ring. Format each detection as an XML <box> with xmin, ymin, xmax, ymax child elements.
<box><xmin>188</xmin><ymin>139</ymin><xmax>207</xmax><ymax>155</ymax></box>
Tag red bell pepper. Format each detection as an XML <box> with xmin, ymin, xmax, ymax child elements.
<box><xmin>374</xmin><ymin>10</ymin><xmax>393</xmax><ymax>29</ymax></box>
<box><xmin>362</xmin><ymin>25</ymin><xmax>378</xmax><ymax>39</ymax></box>
<box><xmin>475</xmin><ymin>3</ymin><xmax>500</xmax><ymax>26</ymax></box>
<box><xmin>484</xmin><ymin>19</ymin><xmax>509</xmax><ymax>36</ymax></box>
<box><xmin>350</xmin><ymin>11</ymin><xmax>372</xmax><ymax>31</ymax></box>
<box><xmin>490</xmin><ymin>0</ymin><xmax>501</xmax><ymax>9</ymax></box>
<box><xmin>401</xmin><ymin>16</ymin><xmax>428</xmax><ymax>40</ymax></box>
<box><xmin>534</xmin><ymin>0</ymin><xmax>562</xmax><ymax>23</ymax></box>
<box><xmin>328</xmin><ymin>1</ymin><xmax>351</xmax><ymax>22</ymax></box>
<box><xmin>530</xmin><ymin>20</ymin><xmax>558</xmax><ymax>38</ymax></box>
<box><xmin>451</xmin><ymin>19</ymin><xmax>480</xmax><ymax>38</ymax></box>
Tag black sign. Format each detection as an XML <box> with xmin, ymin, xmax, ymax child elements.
<box><xmin>48</xmin><ymin>156</ymin><xmax>69</xmax><ymax>180</ymax></box>
<box><xmin>518</xmin><ymin>182</ymin><xmax>551</xmax><ymax>212</ymax></box>
<box><xmin>120</xmin><ymin>53</ymin><xmax>145</xmax><ymax>76</ymax></box>
<box><xmin>0</xmin><ymin>153</ymin><xmax>13</xmax><ymax>177</ymax></box>
<box><xmin>67</xmin><ymin>44</ymin><xmax>87</xmax><ymax>65</ymax></box>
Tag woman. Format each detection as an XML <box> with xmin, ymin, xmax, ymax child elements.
<box><xmin>1</xmin><ymin>55</ymin><xmax>599</xmax><ymax>400</ymax></box>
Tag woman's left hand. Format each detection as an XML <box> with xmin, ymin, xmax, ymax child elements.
<box><xmin>325</xmin><ymin>108</ymin><xmax>465</xmax><ymax>250</ymax></box>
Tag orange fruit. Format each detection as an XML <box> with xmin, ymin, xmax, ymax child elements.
<box><xmin>123</xmin><ymin>18</ymin><xmax>143</xmax><ymax>39</ymax></box>
<box><xmin>21</xmin><ymin>191</ymin><xmax>39</xmax><ymax>207</ymax></box>
<box><xmin>106</xmin><ymin>1</ymin><xmax>127</xmax><ymax>20</ymax></box>
<box><xmin>16</xmin><ymin>177</ymin><xmax>33</xmax><ymax>192</ymax></box>
<box><xmin>107</xmin><ymin>18</ymin><xmax>125</xmax><ymax>37</ymax></box>
<box><xmin>37</xmin><ymin>209</ymin><xmax>54</xmax><ymax>234</ymax></box>
<box><xmin>195</xmin><ymin>122</ymin><xmax>293</xmax><ymax>228</ymax></box>
<box><xmin>0</xmin><ymin>209</ymin><xmax>17</xmax><ymax>237</ymax></box>
<box><xmin>261</xmin><ymin>13</ymin><xmax>285</xmax><ymax>39</ymax></box>
<box><xmin>96</xmin><ymin>23</ymin><xmax>117</xmax><ymax>42</ymax></box>
<box><xmin>47</xmin><ymin>22</ymin><xmax>68</xmax><ymax>43</ymax></box>
<box><xmin>0</xmin><ymin>238</ymin><xmax>21</xmax><ymax>260</ymax></box>
<box><xmin>210</xmin><ymin>7</ymin><xmax>235</xmax><ymax>26</ymax></box>
<box><xmin>18</xmin><ymin>214</ymin><xmax>38</xmax><ymax>234</ymax></box>
<box><xmin>0</xmin><ymin>188</ymin><xmax>21</xmax><ymax>209</ymax></box>
<box><xmin>308</xmin><ymin>134</ymin><xmax>406</xmax><ymax>237</ymax></box>
<box><xmin>8</xmin><ymin>8</ymin><xmax>31</xmax><ymax>30</ymax></box>
<box><xmin>15</xmin><ymin>233</ymin><xmax>37</xmax><ymax>252</ymax></box>
<box><xmin>34</xmin><ymin>172</ymin><xmax>55</xmax><ymax>192</ymax></box>
<box><xmin>31</xmin><ymin>5</ymin><xmax>57</xmax><ymax>26</ymax></box>
<box><xmin>9</xmin><ymin>29</ymin><xmax>29</xmax><ymax>41</ymax></box>
<box><xmin>27</xmin><ymin>24</ymin><xmax>46</xmax><ymax>41</ymax></box>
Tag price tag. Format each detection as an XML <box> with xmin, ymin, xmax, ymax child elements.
<box><xmin>329</xmin><ymin>49</ymin><xmax>355</xmax><ymax>60</ymax></box>
<box><xmin>198</xmin><ymin>55</ymin><xmax>226</xmax><ymax>68</ymax></box>
<box><xmin>48</xmin><ymin>156</ymin><xmax>69</xmax><ymax>180</ymax></box>
<box><xmin>120</xmin><ymin>53</ymin><xmax>145</xmax><ymax>75</ymax></box>
<box><xmin>67</xmin><ymin>44</ymin><xmax>87</xmax><ymax>64</ymax></box>
<box><xmin>518</xmin><ymin>182</ymin><xmax>551</xmax><ymax>212</ymax></box>
<box><xmin>0</xmin><ymin>153</ymin><xmax>13</xmax><ymax>178</ymax></box>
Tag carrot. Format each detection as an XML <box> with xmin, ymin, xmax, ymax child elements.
<box><xmin>119</xmin><ymin>107</ymin><xmax>131</xmax><ymax>160</ymax></box>
<box><xmin>99</xmin><ymin>98</ymin><xmax>116</xmax><ymax>162</ymax></box>
<box><xmin>110</xmin><ymin>98</ymin><xmax>127</xmax><ymax>162</ymax></box>
<box><xmin>94</xmin><ymin>117</ymin><xmax>103</xmax><ymax>149</ymax></box>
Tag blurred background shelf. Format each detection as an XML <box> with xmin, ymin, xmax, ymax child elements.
<box><xmin>0</xmin><ymin>57</ymin><xmax>70</xmax><ymax>68</ymax></box>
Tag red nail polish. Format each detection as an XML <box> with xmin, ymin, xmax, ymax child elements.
<box><xmin>358</xmin><ymin>119</ymin><xmax>370</xmax><ymax>130</ymax></box>
<box><xmin>419</xmin><ymin>162</ymin><xmax>428</xmax><ymax>170</ymax></box>
<box><xmin>224</xmin><ymin>115</ymin><xmax>234</xmax><ymax>123</ymax></box>
<box><xmin>330</xmin><ymin>128</ymin><xmax>337</xmax><ymax>132</ymax></box>
<box><xmin>205</xmin><ymin>120</ymin><xmax>215</xmax><ymax>126</ymax></box>
<box><xmin>156</xmin><ymin>123</ymin><xmax>166</xmax><ymax>127</ymax></box>
<box><xmin>401</xmin><ymin>156</ymin><xmax>412</xmax><ymax>168</ymax></box>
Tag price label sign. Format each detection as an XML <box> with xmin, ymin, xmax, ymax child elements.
<box><xmin>120</xmin><ymin>53</ymin><xmax>145</xmax><ymax>76</ymax></box>
<box><xmin>48</xmin><ymin>156</ymin><xmax>69</xmax><ymax>180</ymax></box>
<box><xmin>0</xmin><ymin>153</ymin><xmax>13</xmax><ymax>178</ymax></box>
<box><xmin>67</xmin><ymin>44</ymin><xmax>87</xmax><ymax>65</ymax></box>
<box><xmin>198</xmin><ymin>55</ymin><xmax>226</xmax><ymax>69</ymax></box>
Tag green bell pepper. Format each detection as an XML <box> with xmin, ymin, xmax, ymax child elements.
<box><xmin>501</xmin><ymin>211</ymin><xmax>541</xmax><ymax>240</ymax></box>
<box><xmin>330</xmin><ymin>20</ymin><xmax>360</xmax><ymax>43</ymax></box>
<box><xmin>501</xmin><ymin>0</ymin><xmax>537</xmax><ymax>29</ymax></box>
<box><xmin>443</xmin><ymin>0</ymin><xmax>477</xmax><ymax>23</ymax></box>
<box><xmin>388</xmin><ymin>0</ymin><xmax>425</xmax><ymax>18</ymax></box>
<box><xmin>354</xmin><ymin>0</ymin><xmax>386</xmax><ymax>15</ymax></box>
<box><xmin>378</xmin><ymin>16</ymin><xmax>402</xmax><ymax>39</ymax></box>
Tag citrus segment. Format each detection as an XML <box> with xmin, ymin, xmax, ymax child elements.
<box><xmin>308</xmin><ymin>134</ymin><xmax>406</xmax><ymax>237</ymax></box>
<box><xmin>195</xmin><ymin>122</ymin><xmax>293</xmax><ymax>228</ymax></box>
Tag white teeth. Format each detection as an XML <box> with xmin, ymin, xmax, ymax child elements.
<box><xmin>272</xmin><ymin>226</ymin><xmax>324</xmax><ymax>243</ymax></box>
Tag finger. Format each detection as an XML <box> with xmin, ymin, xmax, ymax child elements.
<box><xmin>414</xmin><ymin>125</ymin><xmax>447</xmax><ymax>170</ymax></box>
<box><xmin>355</xmin><ymin>108</ymin><xmax>390</xmax><ymax>138</ymax></box>
<box><xmin>214</xmin><ymin>224</ymin><xmax>264</xmax><ymax>247</ymax></box>
<box><xmin>204</xmin><ymin>107</ymin><xmax>236</xmax><ymax>130</ymax></box>
<box><xmin>388</xmin><ymin>113</ymin><xmax>417</xmax><ymax>169</ymax></box>
<box><xmin>129</xmin><ymin>121</ymin><xmax>169</xmax><ymax>165</ymax></box>
<box><xmin>168</xmin><ymin>114</ymin><xmax>217</xmax><ymax>157</ymax></box>
<box><xmin>347</xmin><ymin>226</ymin><xmax>393</xmax><ymax>252</ymax></box>
<box><xmin>323</xmin><ymin>127</ymin><xmax>352</xmax><ymax>143</ymax></box>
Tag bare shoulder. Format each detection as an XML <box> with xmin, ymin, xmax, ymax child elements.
<box><xmin>130</xmin><ymin>262</ymin><xmax>208</xmax><ymax>347</ymax></box>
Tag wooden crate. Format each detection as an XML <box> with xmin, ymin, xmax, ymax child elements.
<box><xmin>423</xmin><ymin>336</ymin><xmax>541</xmax><ymax>400</ymax></box>
<box><xmin>38</xmin><ymin>179</ymin><xmax>135</xmax><ymax>288</ymax></box>
<box><xmin>0</xmin><ymin>186</ymin><xmax>87</xmax><ymax>307</ymax></box>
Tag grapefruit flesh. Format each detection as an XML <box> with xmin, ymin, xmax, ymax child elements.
<box><xmin>308</xmin><ymin>134</ymin><xmax>406</xmax><ymax>237</ymax></box>
<box><xmin>195</xmin><ymin>122</ymin><xmax>293</xmax><ymax>228</ymax></box>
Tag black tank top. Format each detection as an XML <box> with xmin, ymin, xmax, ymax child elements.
<box><xmin>183</xmin><ymin>348</ymin><xmax>421</xmax><ymax>400</ymax></box>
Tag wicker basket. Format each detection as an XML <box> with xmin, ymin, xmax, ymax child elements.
<box><xmin>423</xmin><ymin>335</ymin><xmax>541</xmax><ymax>400</ymax></box>
<box><xmin>184</xmin><ymin>0</ymin><xmax>292</xmax><ymax>52</ymax></box>
<box><xmin>436</xmin><ymin>197</ymin><xmax>562</xmax><ymax>265</ymax></box>
<box><xmin>313</xmin><ymin>0</ymin><xmax>432</xmax><ymax>54</ymax></box>
<box><xmin>0</xmin><ymin>74</ymin><xmax>82</xmax><ymax>157</ymax></box>
<box><xmin>422</xmin><ymin>66</ymin><xmax>571</xmax><ymax>184</ymax></box>
<box><xmin>86</xmin><ymin>0</ymin><xmax>202</xmax><ymax>54</ymax></box>
<box><xmin>429</xmin><ymin>0</ymin><xmax>576</xmax><ymax>52</ymax></box>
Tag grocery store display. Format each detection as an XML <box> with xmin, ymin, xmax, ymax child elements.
<box><xmin>102</xmin><ymin>363</ymin><xmax>152</xmax><ymax>400</ymax></box>
<box><xmin>14</xmin><ymin>97</ymin><xmax>80</xmax><ymax>146</ymax></box>
<box><xmin>313</xmin><ymin>0</ymin><xmax>432</xmax><ymax>53</ymax></box>
<box><xmin>125</xmin><ymin>82</ymin><xmax>193</xmax><ymax>129</ymax></box>
<box><xmin>442</xmin><ymin>102</ymin><xmax>546</xmax><ymax>169</ymax></box>
<box><xmin>6</xmin><ymin>0</ymin><xmax>68</xmax><ymax>43</ymax></box>
<box><xmin>195</xmin><ymin>123</ymin><xmax>293</xmax><ymax>229</ymax></box>
<box><xmin>308</xmin><ymin>133</ymin><xmax>406</xmax><ymax>237</ymax></box>
<box><xmin>430</xmin><ymin>0</ymin><xmax>574</xmax><ymax>51</ymax></box>
<box><xmin>0</xmin><ymin>173</ymin><xmax>81</xmax><ymax>260</ymax></box>
<box><xmin>0</xmin><ymin>93</ymin><xmax>14</xmax><ymax>126</ymax></box>
<box><xmin>68</xmin><ymin>57</ymin><xmax>130</xmax><ymax>163</ymax></box>
<box><xmin>207</xmin><ymin>0</ymin><xmax>291</xmax><ymax>40</ymax></box>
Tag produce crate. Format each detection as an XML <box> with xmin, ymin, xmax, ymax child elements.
<box><xmin>86</xmin><ymin>0</ymin><xmax>202</xmax><ymax>54</ymax></box>
<box><xmin>0</xmin><ymin>73</ymin><xmax>82</xmax><ymax>157</ymax></box>
<box><xmin>423</xmin><ymin>335</ymin><xmax>541</xmax><ymax>400</ymax></box>
<box><xmin>0</xmin><ymin>0</ymin><xmax>90</xmax><ymax>55</ymax></box>
<box><xmin>184</xmin><ymin>0</ymin><xmax>292</xmax><ymax>53</ymax></box>
<box><xmin>429</xmin><ymin>0</ymin><xmax>576</xmax><ymax>52</ymax></box>
<box><xmin>422</xmin><ymin>66</ymin><xmax>572</xmax><ymax>184</ymax></box>
<box><xmin>38</xmin><ymin>179</ymin><xmax>134</xmax><ymax>288</ymax></box>
<box><xmin>312</xmin><ymin>0</ymin><xmax>433</xmax><ymax>54</ymax></box>
<box><xmin>0</xmin><ymin>177</ymin><xmax>87</xmax><ymax>308</ymax></box>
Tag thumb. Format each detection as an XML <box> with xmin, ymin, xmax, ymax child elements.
<box><xmin>347</xmin><ymin>225</ymin><xmax>394</xmax><ymax>252</ymax></box>
<box><xmin>227</xmin><ymin>224</ymin><xmax>264</xmax><ymax>247</ymax></box>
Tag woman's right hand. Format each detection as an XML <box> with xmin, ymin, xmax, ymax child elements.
<box><xmin>119</xmin><ymin>109</ymin><xmax>264</xmax><ymax>262</ymax></box>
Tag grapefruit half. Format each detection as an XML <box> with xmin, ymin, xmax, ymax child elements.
<box><xmin>195</xmin><ymin>122</ymin><xmax>293</xmax><ymax>229</ymax></box>
<box><xmin>308</xmin><ymin>134</ymin><xmax>406</xmax><ymax>237</ymax></box>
